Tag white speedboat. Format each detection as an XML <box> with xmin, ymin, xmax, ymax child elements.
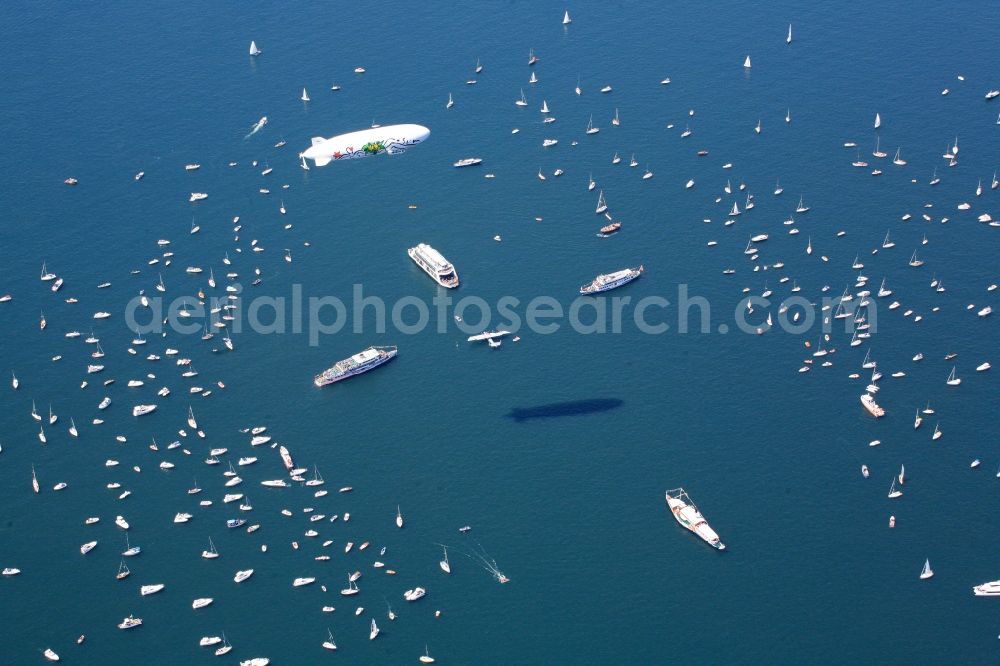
<box><xmin>973</xmin><ymin>580</ymin><xmax>1000</xmax><ymax>596</ymax></box>
<box><xmin>404</xmin><ymin>587</ymin><xmax>426</xmax><ymax>601</ymax></box>
<box><xmin>234</xmin><ymin>569</ymin><xmax>254</xmax><ymax>583</ymax></box>
<box><xmin>140</xmin><ymin>583</ymin><xmax>164</xmax><ymax>596</ymax></box>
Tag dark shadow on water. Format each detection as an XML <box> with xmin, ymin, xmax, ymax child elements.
<box><xmin>506</xmin><ymin>398</ymin><xmax>624</xmax><ymax>422</ymax></box>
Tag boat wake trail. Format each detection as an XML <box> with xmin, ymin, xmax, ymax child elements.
<box><xmin>243</xmin><ymin>116</ymin><xmax>268</xmax><ymax>140</ymax></box>
<box><xmin>457</xmin><ymin>539</ymin><xmax>509</xmax><ymax>584</ymax></box>
<box><xmin>506</xmin><ymin>398</ymin><xmax>623</xmax><ymax>422</ymax></box>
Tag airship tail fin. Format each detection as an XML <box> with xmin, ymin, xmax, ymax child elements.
<box><xmin>310</xmin><ymin>136</ymin><xmax>326</xmax><ymax>146</ymax></box>
<box><xmin>312</xmin><ymin>156</ymin><xmax>332</xmax><ymax>167</ymax></box>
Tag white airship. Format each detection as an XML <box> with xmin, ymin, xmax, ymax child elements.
<box><xmin>300</xmin><ymin>124</ymin><xmax>430</xmax><ymax>167</ymax></box>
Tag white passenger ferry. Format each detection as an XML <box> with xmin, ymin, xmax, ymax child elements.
<box><xmin>665</xmin><ymin>488</ymin><xmax>726</xmax><ymax>550</ymax></box>
<box><xmin>580</xmin><ymin>265</ymin><xmax>643</xmax><ymax>294</ymax></box>
<box><xmin>314</xmin><ymin>346</ymin><xmax>397</xmax><ymax>387</ymax></box>
<box><xmin>408</xmin><ymin>243</ymin><xmax>459</xmax><ymax>288</ymax></box>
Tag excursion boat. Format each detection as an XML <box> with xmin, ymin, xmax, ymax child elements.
<box><xmin>599</xmin><ymin>222</ymin><xmax>621</xmax><ymax>236</ymax></box>
<box><xmin>860</xmin><ymin>393</ymin><xmax>885</xmax><ymax>418</ymax></box>
<box><xmin>580</xmin><ymin>266</ymin><xmax>643</xmax><ymax>294</ymax></box>
<box><xmin>132</xmin><ymin>404</ymin><xmax>156</xmax><ymax>417</ymax></box>
<box><xmin>973</xmin><ymin>580</ymin><xmax>1000</xmax><ymax>596</ymax></box>
<box><xmin>313</xmin><ymin>346</ymin><xmax>398</xmax><ymax>387</ymax></box>
<box><xmin>408</xmin><ymin>243</ymin><xmax>459</xmax><ymax>288</ymax></box>
<box><xmin>665</xmin><ymin>488</ymin><xmax>725</xmax><ymax>550</ymax></box>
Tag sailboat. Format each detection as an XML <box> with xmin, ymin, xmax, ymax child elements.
<box><xmin>446</xmin><ymin>93</ymin><xmax>453</xmax><ymax>109</ymax></box>
<box><xmin>743</xmin><ymin>55</ymin><xmax>752</xmax><ymax>68</ymax></box>
<box><xmin>976</xmin><ymin>179</ymin><xmax>982</xmax><ymax>196</ymax></box>
<box><xmin>68</xmin><ymin>418</ymin><xmax>78</xmax><ymax>438</ymax></box>
<box><xmin>909</xmin><ymin>250</ymin><xmax>923</xmax><ymax>267</ymax></box>
<box><xmin>202</xmin><ymin>537</ymin><xmax>219</xmax><ymax>559</ymax></box>
<box><xmin>874</xmin><ymin>112</ymin><xmax>881</xmax><ymax>129</ymax></box>
<box><xmin>440</xmin><ymin>546</ymin><xmax>451</xmax><ymax>573</ymax></box>
<box><xmin>588</xmin><ymin>173</ymin><xmax>596</xmax><ymax>191</ymax></box>
<box><xmin>898</xmin><ymin>465</ymin><xmax>906</xmax><ymax>485</ymax></box>
<box><xmin>887</xmin><ymin>477</ymin><xmax>903</xmax><ymax>498</ymax></box>
<box><xmin>914</xmin><ymin>410</ymin><xmax>922</xmax><ymax>429</ymax></box>
<box><xmin>540</xmin><ymin>99</ymin><xmax>549</xmax><ymax>114</ymax></box>
<box><xmin>755</xmin><ymin>119</ymin><xmax>761</xmax><ymax>134</ymax></box>
<box><xmin>515</xmin><ymin>89</ymin><xmax>527</xmax><ymax>107</ymax></box>
<box><xmin>796</xmin><ymin>196</ymin><xmax>809</xmax><ymax>213</ymax></box>
<box><xmin>215</xmin><ymin>634</ymin><xmax>232</xmax><ymax>656</ymax></box>
<box><xmin>475</xmin><ymin>57</ymin><xmax>482</xmax><ymax>74</ymax></box>
<box><xmin>893</xmin><ymin>148</ymin><xmax>906</xmax><ymax>165</ymax></box>
<box><xmin>305</xmin><ymin>465</ymin><xmax>325</xmax><ymax>487</ymax></box>
<box><xmin>786</xmin><ymin>24</ymin><xmax>792</xmax><ymax>44</ymax></box>
<box><xmin>946</xmin><ymin>367</ymin><xmax>961</xmax><ymax>386</ymax></box>
<box><xmin>585</xmin><ymin>115</ymin><xmax>599</xmax><ymax>135</ymax></box>
<box><xmin>116</xmin><ymin>559</ymin><xmax>130</xmax><ymax>580</ymax></box>
<box><xmin>322</xmin><ymin>629</ymin><xmax>337</xmax><ymax>651</ymax></box>
<box><xmin>920</xmin><ymin>559</ymin><xmax>934</xmax><ymax>580</ymax></box>
<box><xmin>11</xmin><ymin>371</ymin><xmax>17</xmax><ymax>390</ymax></box>
<box><xmin>612</xmin><ymin>108</ymin><xmax>620</xmax><ymax>126</ymax></box>
<box><xmin>774</xmin><ymin>178</ymin><xmax>783</xmax><ymax>195</ymax></box>
<box><xmin>872</xmin><ymin>136</ymin><xmax>886</xmax><ymax>158</ymax></box>
<box><xmin>563</xmin><ymin>9</ymin><xmax>571</xmax><ymax>25</ymax></box>
<box><xmin>785</xmin><ymin>108</ymin><xmax>790</xmax><ymax>123</ymax></box>
<box><xmin>806</xmin><ymin>236</ymin><xmax>812</xmax><ymax>255</ymax></box>
<box><xmin>595</xmin><ymin>190</ymin><xmax>608</xmax><ymax>214</ymax></box>
<box><xmin>882</xmin><ymin>231</ymin><xmax>894</xmax><ymax>249</ymax></box>
<box><xmin>249</xmin><ymin>41</ymin><xmax>261</xmax><ymax>56</ymax></box>
<box><xmin>369</xmin><ymin>618</ymin><xmax>380</xmax><ymax>640</ymax></box>
<box><xmin>932</xmin><ymin>423</ymin><xmax>942</xmax><ymax>440</ymax></box>
<box><xmin>187</xmin><ymin>406</ymin><xmax>198</xmax><ymax>430</ymax></box>
<box><xmin>420</xmin><ymin>646</ymin><xmax>436</xmax><ymax>664</ymax></box>
<box><xmin>396</xmin><ymin>506</ymin><xmax>404</xmax><ymax>528</ymax></box>
<box><xmin>301</xmin><ymin>87</ymin><xmax>310</xmax><ymax>102</ymax></box>
<box><xmin>32</xmin><ymin>465</ymin><xmax>39</xmax><ymax>493</ymax></box>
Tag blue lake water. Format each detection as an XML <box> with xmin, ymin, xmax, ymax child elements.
<box><xmin>1</xmin><ymin>1</ymin><xmax>999</xmax><ymax>663</ymax></box>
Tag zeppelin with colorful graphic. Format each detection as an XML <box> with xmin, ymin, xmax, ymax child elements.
<box><xmin>300</xmin><ymin>124</ymin><xmax>430</xmax><ymax>167</ymax></box>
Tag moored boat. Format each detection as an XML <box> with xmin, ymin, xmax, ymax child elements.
<box><xmin>665</xmin><ymin>488</ymin><xmax>725</xmax><ymax>550</ymax></box>
<box><xmin>860</xmin><ymin>393</ymin><xmax>885</xmax><ymax>418</ymax></box>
